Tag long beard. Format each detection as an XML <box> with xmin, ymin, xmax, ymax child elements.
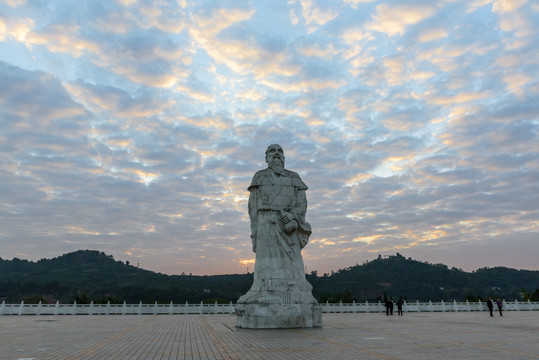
<box><xmin>268</xmin><ymin>156</ymin><xmax>286</xmax><ymax>175</ymax></box>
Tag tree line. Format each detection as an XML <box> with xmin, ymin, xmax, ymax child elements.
<box><xmin>1</xmin><ymin>250</ymin><xmax>537</xmax><ymax>304</ymax></box>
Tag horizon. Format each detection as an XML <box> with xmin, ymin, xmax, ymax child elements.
<box><xmin>1</xmin><ymin>1</ymin><xmax>538</xmax><ymax>276</ymax></box>
<box><xmin>3</xmin><ymin>249</ymin><xmax>539</xmax><ymax>277</ymax></box>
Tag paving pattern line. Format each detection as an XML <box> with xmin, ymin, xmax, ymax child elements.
<box><xmin>0</xmin><ymin>319</ymin><xmax>62</xmax><ymax>345</ymax></box>
<box><xmin>198</xmin><ymin>315</ymin><xmax>240</xmax><ymax>360</ymax></box>
<box><xmin>397</xmin><ymin>320</ymin><xmax>538</xmax><ymax>358</ymax></box>
<box><xmin>470</xmin><ymin>341</ymin><xmax>539</xmax><ymax>357</ymax></box>
<box><xmin>290</xmin><ymin>328</ymin><xmax>402</xmax><ymax>360</ymax></box>
<box><xmin>67</xmin><ymin>315</ymin><xmax>158</xmax><ymax>360</ymax></box>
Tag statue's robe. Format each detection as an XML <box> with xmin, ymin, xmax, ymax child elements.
<box><xmin>241</xmin><ymin>167</ymin><xmax>313</xmax><ymax>296</ymax></box>
<box><xmin>236</xmin><ymin>166</ymin><xmax>322</xmax><ymax>328</ymax></box>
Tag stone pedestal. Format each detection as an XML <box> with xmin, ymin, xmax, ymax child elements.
<box><xmin>235</xmin><ymin>280</ymin><xmax>322</xmax><ymax>329</ymax></box>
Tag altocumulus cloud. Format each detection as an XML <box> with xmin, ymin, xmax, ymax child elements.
<box><xmin>0</xmin><ymin>0</ymin><xmax>537</xmax><ymax>275</ymax></box>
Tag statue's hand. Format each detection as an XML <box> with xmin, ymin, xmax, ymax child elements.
<box><xmin>280</xmin><ymin>211</ymin><xmax>298</xmax><ymax>234</ymax></box>
<box><xmin>281</xmin><ymin>212</ymin><xmax>294</xmax><ymax>224</ymax></box>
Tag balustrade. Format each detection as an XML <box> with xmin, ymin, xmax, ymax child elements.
<box><xmin>1</xmin><ymin>300</ymin><xmax>537</xmax><ymax>316</ymax></box>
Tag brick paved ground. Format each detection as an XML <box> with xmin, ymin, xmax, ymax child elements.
<box><xmin>0</xmin><ymin>312</ymin><xmax>537</xmax><ymax>359</ymax></box>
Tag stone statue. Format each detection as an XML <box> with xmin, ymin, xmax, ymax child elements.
<box><xmin>236</xmin><ymin>144</ymin><xmax>322</xmax><ymax>328</ymax></box>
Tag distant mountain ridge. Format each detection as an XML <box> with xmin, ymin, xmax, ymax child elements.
<box><xmin>307</xmin><ymin>253</ymin><xmax>539</xmax><ymax>302</ymax></box>
<box><xmin>1</xmin><ymin>250</ymin><xmax>537</xmax><ymax>303</ymax></box>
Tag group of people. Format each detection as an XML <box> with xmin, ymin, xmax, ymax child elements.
<box><xmin>384</xmin><ymin>296</ymin><xmax>504</xmax><ymax>317</ymax></box>
<box><xmin>486</xmin><ymin>297</ymin><xmax>504</xmax><ymax>316</ymax></box>
<box><xmin>385</xmin><ymin>297</ymin><xmax>404</xmax><ymax>316</ymax></box>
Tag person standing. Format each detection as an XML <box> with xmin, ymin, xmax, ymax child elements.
<box><xmin>397</xmin><ymin>298</ymin><xmax>404</xmax><ymax>316</ymax></box>
<box><xmin>487</xmin><ymin>298</ymin><xmax>494</xmax><ymax>316</ymax></box>
<box><xmin>496</xmin><ymin>297</ymin><xmax>503</xmax><ymax>316</ymax></box>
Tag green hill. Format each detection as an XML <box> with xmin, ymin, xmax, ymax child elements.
<box><xmin>307</xmin><ymin>253</ymin><xmax>539</xmax><ymax>302</ymax></box>
<box><xmin>0</xmin><ymin>250</ymin><xmax>252</xmax><ymax>304</ymax></box>
<box><xmin>1</xmin><ymin>251</ymin><xmax>537</xmax><ymax>304</ymax></box>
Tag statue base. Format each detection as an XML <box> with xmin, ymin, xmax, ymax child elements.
<box><xmin>235</xmin><ymin>288</ymin><xmax>322</xmax><ymax>329</ymax></box>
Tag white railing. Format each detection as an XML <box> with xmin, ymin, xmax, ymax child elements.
<box><xmin>0</xmin><ymin>301</ymin><xmax>237</xmax><ymax>316</ymax></box>
<box><xmin>321</xmin><ymin>299</ymin><xmax>539</xmax><ymax>313</ymax></box>
<box><xmin>1</xmin><ymin>300</ymin><xmax>538</xmax><ymax>316</ymax></box>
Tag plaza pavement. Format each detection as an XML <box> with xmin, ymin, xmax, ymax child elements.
<box><xmin>0</xmin><ymin>311</ymin><xmax>537</xmax><ymax>360</ymax></box>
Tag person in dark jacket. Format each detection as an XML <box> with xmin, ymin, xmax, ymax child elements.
<box><xmin>487</xmin><ymin>298</ymin><xmax>494</xmax><ymax>316</ymax></box>
<box><xmin>496</xmin><ymin>298</ymin><xmax>503</xmax><ymax>316</ymax></box>
<box><xmin>397</xmin><ymin>298</ymin><xmax>404</xmax><ymax>316</ymax></box>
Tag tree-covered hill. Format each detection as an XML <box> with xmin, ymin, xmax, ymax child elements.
<box><xmin>0</xmin><ymin>250</ymin><xmax>252</xmax><ymax>304</ymax></box>
<box><xmin>307</xmin><ymin>253</ymin><xmax>539</xmax><ymax>302</ymax></box>
<box><xmin>1</xmin><ymin>250</ymin><xmax>537</xmax><ymax>304</ymax></box>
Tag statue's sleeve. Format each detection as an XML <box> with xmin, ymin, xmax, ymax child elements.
<box><xmin>290</xmin><ymin>173</ymin><xmax>312</xmax><ymax>247</ymax></box>
<box><xmin>247</xmin><ymin>170</ymin><xmax>264</xmax><ymax>191</ymax></box>
<box><xmin>247</xmin><ymin>172</ymin><xmax>261</xmax><ymax>252</ymax></box>
<box><xmin>290</xmin><ymin>172</ymin><xmax>308</xmax><ymax>190</ymax></box>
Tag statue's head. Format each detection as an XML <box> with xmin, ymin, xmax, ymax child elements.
<box><xmin>265</xmin><ymin>144</ymin><xmax>285</xmax><ymax>173</ymax></box>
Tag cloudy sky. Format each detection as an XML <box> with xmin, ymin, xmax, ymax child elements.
<box><xmin>1</xmin><ymin>0</ymin><xmax>538</xmax><ymax>276</ymax></box>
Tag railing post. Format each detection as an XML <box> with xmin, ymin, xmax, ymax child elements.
<box><xmin>429</xmin><ymin>300</ymin><xmax>433</xmax><ymax>312</ymax></box>
<box><xmin>72</xmin><ymin>301</ymin><xmax>77</xmax><ymax>315</ymax></box>
<box><xmin>453</xmin><ymin>300</ymin><xmax>458</xmax><ymax>312</ymax></box>
<box><xmin>200</xmin><ymin>301</ymin><xmax>203</xmax><ymax>314</ymax></box>
<box><xmin>55</xmin><ymin>301</ymin><xmax>59</xmax><ymax>315</ymax></box>
<box><xmin>466</xmin><ymin>300</ymin><xmax>470</xmax><ymax>312</ymax></box>
<box><xmin>37</xmin><ymin>301</ymin><xmax>42</xmax><ymax>316</ymax></box>
<box><xmin>169</xmin><ymin>301</ymin><xmax>173</xmax><ymax>315</ymax></box>
<box><xmin>138</xmin><ymin>301</ymin><xmax>142</xmax><ymax>315</ymax></box>
<box><xmin>365</xmin><ymin>300</ymin><xmax>369</xmax><ymax>313</ymax></box>
<box><xmin>417</xmin><ymin>300</ymin><xmax>421</xmax><ymax>312</ymax></box>
<box><xmin>90</xmin><ymin>301</ymin><xmax>94</xmax><ymax>315</ymax></box>
<box><xmin>18</xmin><ymin>301</ymin><xmax>24</xmax><ymax>316</ymax></box>
<box><xmin>528</xmin><ymin>300</ymin><xmax>532</xmax><ymax>311</ymax></box>
<box><xmin>122</xmin><ymin>301</ymin><xmax>126</xmax><ymax>315</ymax></box>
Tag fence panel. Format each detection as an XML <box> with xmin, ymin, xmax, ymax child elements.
<box><xmin>1</xmin><ymin>300</ymin><xmax>538</xmax><ymax>316</ymax></box>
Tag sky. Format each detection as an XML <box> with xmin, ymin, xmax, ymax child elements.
<box><xmin>0</xmin><ymin>0</ymin><xmax>538</xmax><ymax>276</ymax></box>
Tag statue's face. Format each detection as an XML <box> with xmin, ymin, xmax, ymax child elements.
<box><xmin>265</xmin><ymin>144</ymin><xmax>284</xmax><ymax>167</ymax></box>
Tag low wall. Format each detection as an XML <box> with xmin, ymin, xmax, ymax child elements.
<box><xmin>1</xmin><ymin>299</ymin><xmax>538</xmax><ymax>316</ymax></box>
